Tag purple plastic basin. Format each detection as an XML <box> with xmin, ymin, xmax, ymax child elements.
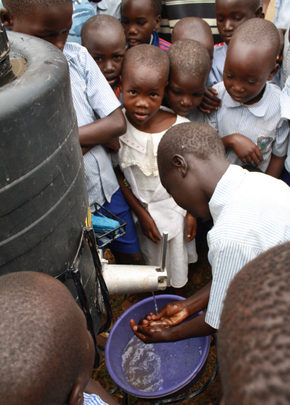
<box><xmin>105</xmin><ymin>294</ymin><xmax>210</xmax><ymax>399</ymax></box>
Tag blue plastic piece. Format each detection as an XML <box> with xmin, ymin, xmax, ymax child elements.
<box><xmin>91</xmin><ymin>215</ymin><xmax>120</xmax><ymax>235</ymax></box>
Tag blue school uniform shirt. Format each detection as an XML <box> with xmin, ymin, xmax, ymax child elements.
<box><xmin>280</xmin><ymin>75</ymin><xmax>290</xmax><ymax>173</ymax></box>
<box><xmin>63</xmin><ymin>42</ymin><xmax>121</xmax><ymax>207</ymax></box>
<box><xmin>273</xmin><ymin>0</ymin><xmax>290</xmax><ymax>29</ymax></box>
<box><xmin>68</xmin><ymin>0</ymin><xmax>121</xmax><ymax>44</ymax></box>
<box><xmin>206</xmin><ymin>164</ymin><xmax>290</xmax><ymax>329</ymax></box>
<box><xmin>207</xmin><ymin>43</ymin><xmax>227</xmax><ymax>87</ymax></box>
<box><xmin>206</xmin><ymin>81</ymin><xmax>289</xmax><ymax>172</ymax></box>
<box><xmin>83</xmin><ymin>392</ymin><xmax>109</xmax><ymax>404</ymax></box>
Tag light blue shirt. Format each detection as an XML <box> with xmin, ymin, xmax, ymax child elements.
<box><xmin>83</xmin><ymin>392</ymin><xmax>109</xmax><ymax>405</ymax></box>
<box><xmin>207</xmin><ymin>43</ymin><xmax>227</xmax><ymax>87</ymax></box>
<box><xmin>273</xmin><ymin>0</ymin><xmax>290</xmax><ymax>29</ymax></box>
<box><xmin>63</xmin><ymin>42</ymin><xmax>120</xmax><ymax>207</ymax></box>
<box><xmin>206</xmin><ymin>81</ymin><xmax>289</xmax><ymax>172</ymax></box>
<box><xmin>206</xmin><ymin>164</ymin><xmax>290</xmax><ymax>329</ymax></box>
<box><xmin>68</xmin><ymin>0</ymin><xmax>121</xmax><ymax>44</ymax></box>
<box><xmin>280</xmin><ymin>75</ymin><xmax>290</xmax><ymax>172</ymax></box>
<box><xmin>281</xmin><ymin>21</ymin><xmax>290</xmax><ymax>89</ymax></box>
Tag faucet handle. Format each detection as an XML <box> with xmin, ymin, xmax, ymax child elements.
<box><xmin>159</xmin><ymin>231</ymin><xmax>168</xmax><ymax>272</ymax></box>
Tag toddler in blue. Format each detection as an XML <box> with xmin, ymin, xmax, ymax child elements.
<box><xmin>207</xmin><ymin>18</ymin><xmax>289</xmax><ymax>178</ymax></box>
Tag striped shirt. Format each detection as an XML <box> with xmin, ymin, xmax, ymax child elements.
<box><xmin>83</xmin><ymin>392</ymin><xmax>109</xmax><ymax>405</ymax></box>
<box><xmin>159</xmin><ymin>0</ymin><xmax>221</xmax><ymax>43</ymax></box>
<box><xmin>207</xmin><ymin>42</ymin><xmax>227</xmax><ymax>87</ymax></box>
<box><xmin>280</xmin><ymin>76</ymin><xmax>290</xmax><ymax>173</ymax></box>
<box><xmin>63</xmin><ymin>42</ymin><xmax>121</xmax><ymax>207</ymax></box>
<box><xmin>206</xmin><ymin>164</ymin><xmax>290</xmax><ymax>329</ymax></box>
<box><xmin>151</xmin><ymin>30</ymin><xmax>171</xmax><ymax>53</ymax></box>
<box><xmin>206</xmin><ymin>81</ymin><xmax>289</xmax><ymax>172</ymax></box>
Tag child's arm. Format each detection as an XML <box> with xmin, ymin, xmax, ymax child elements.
<box><xmin>198</xmin><ymin>87</ymin><xmax>221</xmax><ymax>114</ymax></box>
<box><xmin>114</xmin><ymin>166</ymin><xmax>161</xmax><ymax>244</ymax></box>
<box><xmin>222</xmin><ymin>133</ymin><xmax>263</xmax><ymax>168</ymax></box>
<box><xmin>266</xmin><ymin>154</ymin><xmax>286</xmax><ymax>178</ymax></box>
<box><xmin>186</xmin><ymin>213</ymin><xmax>197</xmax><ymax>242</ymax></box>
<box><xmin>78</xmin><ymin>107</ymin><xmax>126</xmax><ymax>147</ymax></box>
<box><xmin>130</xmin><ymin>281</ymin><xmax>215</xmax><ymax>342</ymax></box>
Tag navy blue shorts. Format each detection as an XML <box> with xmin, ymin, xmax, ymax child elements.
<box><xmin>99</xmin><ymin>188</ymin><xmax>140</xmax><ymax>254</ymax></box>
<box><xmin>281</xmin><ymin>168</ymin><xmax>290</xmax><ymax>186</ymax></box>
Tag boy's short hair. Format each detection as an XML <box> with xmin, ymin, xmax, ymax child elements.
<box><xmin>0</xmin><ymin>272</ymin><xmax>86</xmax><ymax>405</ymax></box>
<box><xmin>171</xmin><ymin>16</ymin><xmax>213</xmax><ymax>44</ymax></box>
<box><xmin>122</xmin><ymin>43</ymin><xmax>170</xmax><ymax>79</ymax></box>
<box><xmin>216</xmin><ymin>0</ymin><xmax>261</xmax><ymax>12</ymax></box>
<box><xmin>81</xmin><ymin>14</ymin><xmax>126</xmax><ymax>45</ymax></box>
<box><xmin>3</xmin><ymin>0</ymin><xmax>70</xmax><ymax>17</ymax></box>
<box><xmin>219</xmin><ymin>242</ymin><xmax>290</xmax><ymax>405</ymax></box>
<box><xmin>151</xmin><ymin>0</ymin><xmax>162</xmax><ymax>16</ymax></box>
<box><xmin>167</xmin><ymin>39</ymin><xmax>211</xmax><ymax>78</ymax></box>
<box><xmin>231</xmin><ymin>18</ymin><xmax>280</xmax><ymax>59</ymax></box>
<box><xmin>157</xmin><ymin>122</ymin><xmax>225</xmax><ymax>175</ymax></box>
<box><xmin>121</xmin><ymin>0</ymin><xmax>162</xmax><ymax>16</ymax></box>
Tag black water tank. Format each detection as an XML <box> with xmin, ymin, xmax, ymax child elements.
<box><xmin>0</xmin><ymin>31</ymin><xmax>101</xmax><ymax>332</ymax></box>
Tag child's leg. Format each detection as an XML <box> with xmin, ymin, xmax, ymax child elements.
<box><xmin>99</xmin><ymin>188</ymin><xmax>145</xmax><ymax>265</ymax></box>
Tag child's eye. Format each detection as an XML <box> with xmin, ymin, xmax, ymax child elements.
<box><xmin>193</xmin><ymin>93</ymin><xmax>203</xmax><ymax>98</ymax></box>
<box><xmin>225</xmin><ymin>74</ymin><xmax>234</xmax><ymax>79</ymax></box>
<box><xmin>150</xmin><ymin>92</ymin><xmax>159</xmax><ymax>98</ymax></box>
<box><xmin>137</xmin><ymin>21</ymin><xmax>147</xmax><ymax>26</ymax></box>
<box><xmin>121</xmin><ymin>18</ymin><xmax>129</xmax><ymax>25</ymax></box>
<box><xmin>170</xmin><ymin>88</ymin><xmax>182</xmax><ymax>95</ymax></box>
<box><xmin>217</xmin><ymin>17</ymin><xmax>224</xmax><ymax>23</ymax></box>
<box><xmin>234</xmin><ymin>16</ymin><xmax>243</xmax><ymax>21</ymax></box>
<box><xmin>94</xmin><ymin>57</ymin><xmax>103</xmax><ymax>63</ymax></box>
<box><xmin>129</xmin><ymin>90</ymin><xmax>137</xmax><ymax>95</ymax></box>
<box><xmin>114</xmin><ymin>55</ymin><xmax>124</xmax><ymax>61</ymax></box>
<box><xmin>247</xmin><ymin>80</ymin><xmax>257</xmax><ymax>85</ymax></box>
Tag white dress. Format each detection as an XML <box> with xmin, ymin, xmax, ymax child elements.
<box><xmin>118</xmin><ymin>111</ymin><xmax>198</xmax><ymax>288</ymax></box>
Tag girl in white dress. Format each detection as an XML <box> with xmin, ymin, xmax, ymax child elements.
<box><xmin>114</xmin><ymin>45</ymin><xmax>198</xmax><ymax>291</ymax></box>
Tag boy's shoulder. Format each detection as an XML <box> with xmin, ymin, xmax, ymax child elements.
<box><xmin>64</xmin><ymin>42</ymin><xmax>88</xmax><ymax>61</ymax></box>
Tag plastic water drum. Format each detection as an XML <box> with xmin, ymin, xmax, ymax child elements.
<box><xmin>105</xmin><ymin>295</ymin><xmax>210</xmax><ymax>399</ymax></box>
<box><xmin>0</xmin><ymin>31</ymin><xmax>101</xmax><ymax>333</ymax></box>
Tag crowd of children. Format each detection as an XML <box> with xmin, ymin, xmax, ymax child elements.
<box><xmin>1</xmin><ymin>0</ymin><xmax>290</xmax><ymax>403</ymax></box>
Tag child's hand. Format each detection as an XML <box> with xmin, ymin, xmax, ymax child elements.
<box><xmin>186</xmin><ymin>213</ymin><xmax>197</xmax><ymax>242</ymax></box>
<box><xmin>138</xmin><ymin>210</ymin><xmax>161</xmax><ymax>244</ymax></box>
<box><xmin>144</xmin><ymin>301</ymin><xmax>191</xmax><ymax>327</ymax></box>
<box><xmin>104</xmin><ymin>138</ymin><xmax>120</xmax><ymax>154</ymax></box>
<box><xmin>198</xmin><ymin>87</ymin><xmax>221</xmax><ymax>114</ymax></box>
<box><xmin>129</xmin><ymin>320</ymin><xmax>173</xmax><ymax>343</ymax></box>
<box><xmin>224</xmin><ymin>133</ymin><xmax>263</xmax><ymax>168</ymax></box>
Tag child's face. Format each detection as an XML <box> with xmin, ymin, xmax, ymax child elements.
<box><xmin>215</xmin><ymin>0</ymin><xmax>261</xmax><ymax>45</ymax></box>
<box><xmin>223</xmin><ymin>40</ymin><xmax>276</xmax><ymax>105</ymax></box>
<box><xmin>10</xmin><ymin>3</ymin><xmax>72</xmax><ymax>51</ymax></box>
<box><xmin>167</xmin><ymin>69</ymin><xmax>206</xmax><ymax>116</ymax></box>
<box><xmin>121</xmin><ymin>0</ymin><xmax>161</xmax><ymax>47</ymax></box>
<box><xmin>160</xmin><ymin>157</ymin><xmax>211</xmax><ymax>219</ymax></box>
<box><xmin>84</xmin><ymin>30</ymin><xmax>125</xmax><ymax>92</ymax></box>
<box><xmin>121</xmin><ymin>65</ymin><xmax>167</xmax><ymax>129</ymax></box>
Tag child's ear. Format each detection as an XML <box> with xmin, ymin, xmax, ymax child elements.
<box><xmin>67</xmin><ymin>383</ymin><xmax>84</xmax><ymax>405</ymax></box>
<box><xmin>255</xmin><ymin>6</ymin><xmax>264</xmax><ymax>18</ymax></box>
<box><xmin>0</xmin><ymin>8</ymin><xmax>14</xmax><ymax>30</ymax></box>
<box><xmin>154</xmin><ymin>14</ymin><xmax>162</xmax><ymax>31</ymax></box>
<box><xmin>172</xmin><ymin>154</ymin><xmax>188</xmax><ymax>178</ymax></box>
<box><xmin>268</xmin><ymin>62</ymin><xmax>279</xmax><ymax>81</ymax></box>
